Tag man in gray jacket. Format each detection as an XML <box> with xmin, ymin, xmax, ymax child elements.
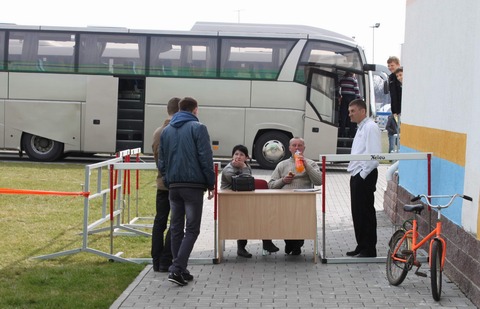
<box><xmin>151</xmin><ymin>97</ymin><xmax>179</xmax><ymax>272</ymax></box>
<box><xmin>159</xmin><ymin>97</ymin><xmax>215</xmax><ymax>286</ymax></box>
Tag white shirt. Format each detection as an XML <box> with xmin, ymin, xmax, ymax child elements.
<box><xmin>347</xmin><ymin>117</ymin><xmax>382</xmax><ymax>178</ymax></box>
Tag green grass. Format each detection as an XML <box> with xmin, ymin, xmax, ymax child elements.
<box><xmin>0</xmin><ymin>133</ymin><xmax>390</xmax><ymax>308</ymax></box>
<box><xmin>0</xmin><ymin>162</ymin><xmax>158</xmax><ymax>309</ymax></box>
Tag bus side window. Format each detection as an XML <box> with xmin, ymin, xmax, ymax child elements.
<box><xmin>160</xmin><ymin>59</ymin><xmax>173</xmax><ymax>76</ymax></box>
<box><xmin>36</xmin><ymin>59</ymin><xmax>46</xmax><ymax>72</ymax></box>
<box><xmin>256</xmin><ymin>64</ymin><xmax>266</xmax><ymax>79</ymax></box>
<box><xmin>122</xmin><ymin>60</ymin><xmax>143</xmax><ymax>75</ymax></box>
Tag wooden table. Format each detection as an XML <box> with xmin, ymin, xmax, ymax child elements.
<box><xmin>217</xmin><ymin>189</ymin><xmax>319</xmax><ymax>263</ymax></box>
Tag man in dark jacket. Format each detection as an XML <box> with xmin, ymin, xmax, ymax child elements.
<box><xmin>387</xmin><ymin>56</ymin><xmax>402</xmax><ymax>115</ymax></box>
<box><xmin>159</xmin><ymin>97</ymin><xmax>215</xmax><ymax>286</ymax></box>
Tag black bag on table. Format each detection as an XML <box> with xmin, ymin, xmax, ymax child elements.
<box><xmin>231</xmin><ymin>174</ymin><xmax>255</xmax><ymax>191</ymax></box>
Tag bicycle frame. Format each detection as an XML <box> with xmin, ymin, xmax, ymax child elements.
<box><xmin>391</xmin><ymin>215</ymin><xmax>446</xmax><ymax>270</ymax></box>
<box><xmin>386</xmin><ymin>193</ymin><xmax>472</xmax><ymax>301</ymax></box>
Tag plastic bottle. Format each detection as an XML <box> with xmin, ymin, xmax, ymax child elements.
<box><xmin>294</xmin><ymin>150</ymin><xmax>305</xmax><ymax>173</ymax></box>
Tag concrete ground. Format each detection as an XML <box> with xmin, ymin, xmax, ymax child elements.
<box><xmin>110</xmin><ymin>164</ymin><xmax>476</xmax><ymax>309</ymax></box>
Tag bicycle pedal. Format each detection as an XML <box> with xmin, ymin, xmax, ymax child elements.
<box><xmin>401</xmin><ymin>249</ymin><xmax>413</xmax><ymax>255</ymax></box>
<box><xmin>415</xmin><ymin>270</ymin><xmax>427</xmax><ymax>277</ymax></box>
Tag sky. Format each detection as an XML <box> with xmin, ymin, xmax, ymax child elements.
<box><xmin>1</xmin><ymin>0</ymin><xmax>405</xmax><ymax>65</ymax></box>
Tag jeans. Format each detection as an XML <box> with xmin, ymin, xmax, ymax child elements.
<box><xmin>388</xmin><ymin>134</ymin><xmax>395</xmax><ymax>153</ymax></box>
<box><xmin>168</xmin><ymin>187</ymin><xmax>204</xmax><ymax>274</ymax></box>
<box><xmin>151</xmin><ymin>189</ymin><xmax>172</xmax><ymax>267</ymax></box>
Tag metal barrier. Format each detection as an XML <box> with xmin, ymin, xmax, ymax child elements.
<box><xmin>110</xmin><ymin>161</ymin><xmax>221</xmax><ymax>265</ymax></box>
<box><xmin>35</xmin><ymin>151</ymin><xmax>221</xmax><ymax>264</ymax></box>
<box><xmin>318</xmin><ymin>152</ymin><xmax>432</xmax><ymax>264</ymax></box>
<box><xmin>34</xmin><ymin>148</ymin><xmax>149</xmax><ymax>263</ymax></box>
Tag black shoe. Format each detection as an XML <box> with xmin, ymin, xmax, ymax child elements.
<box><xmin>181</xmin><ymin>272</ymin><xmax>194</xmax><ymax>281</ymax></box>
<box><xmin>168</xmin><ymin>272</ymin><xmax>187</xmax><ymax>286</ymax></box>
<box><xmin>237</xmin><ymin>247</ymin><xmax>253</xmax><ymax>258</ymax></box>
<box><xmin>357</xmin><ymin>252</ymin><xmax>377</xmax><ymax>258</ymax></box>
<box><xmin>157</xmin><ymin>264</ymin><xmax>171</xmax><ymax>273</ymax></box>
<box><xmin>152</xmin><ymin>259</ymin><xmax>160</xmax><ymax>272</ymax></box>
<box><xmin>263</xmin><ymin>241</ymin><xmax>279</xmax><ymax>253</ymax></box>
<box><xmin>346</xmin><ymin>249</ymin><xmax>360</xmax><ymax>257</ymax></box>
<box><xmin>285</xmin><ymin>244</ymin><xmax>292</xmax><ymax>255</ymax></box>
<box><xmin>291</xmin><ymin>248</ymin><xmax>302</xmax><ymax>256</ymax></box>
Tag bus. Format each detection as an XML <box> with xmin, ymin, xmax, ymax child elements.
<box><xmin>0</xmin><ymin>22</ymin><xmax>389</xmax><ymax>169</ymax></box>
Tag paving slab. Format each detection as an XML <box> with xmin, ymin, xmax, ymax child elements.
<box><xmin>111</xmin><ymin>164</ymin><xmax>476</xmax><ymax>309</ymax></box>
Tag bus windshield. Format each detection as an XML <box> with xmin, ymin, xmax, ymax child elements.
<box><xmin>296</xmin><ymin>40</ymin><xmax>363</xmax><ymax>84</ymax></box>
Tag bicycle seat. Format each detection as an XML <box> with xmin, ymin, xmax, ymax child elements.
<box><xmin>403</xmin><ymin>204</ymin><xmax>425</xmax><ymax>214</ymax></box>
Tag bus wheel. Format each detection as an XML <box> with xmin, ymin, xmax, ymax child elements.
<box><xmin>22</xmin><ymin>133</ymin><xmax>64</xmax><ymax>162</ymax></box>
<box><xmin>254</xmin><ymin>131</ymin><xmax>291</xmax><ymax>169</ymax></box>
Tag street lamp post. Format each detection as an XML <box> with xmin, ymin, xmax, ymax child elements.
<box><xmin>370</xmin><ymin>23</ymin><xmax>380</xmax><ymax>63</ymax></box>
<box><xmin>234</xmin><ymin>9</ymin><xmax>244</xmax><ymax>23</ymax></box>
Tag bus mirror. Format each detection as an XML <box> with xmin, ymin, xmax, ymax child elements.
<box><xmin>384</xmin><ymin>80</ymin><xmax>389</xmax><ymax>94</ymax></box>
<box><xmin>363</xmin><ymin>64</ymin><xmax>377</xmax><ymax>71</ymax></box>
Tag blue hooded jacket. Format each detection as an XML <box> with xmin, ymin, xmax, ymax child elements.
<box><xmin>158</xmin><ymin>111</ymin><xmax>215</xmax><ymax>190</ymax></box>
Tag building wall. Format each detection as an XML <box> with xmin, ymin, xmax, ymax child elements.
<box><xmin>384</xmin><ymin>0</ymin><xmax>480</xmax><ymax>305</ymax></box>
<box><xmin>399</xmin><ymin>0</ymin><xmax>480</xmax><ymax>235</ymax></box>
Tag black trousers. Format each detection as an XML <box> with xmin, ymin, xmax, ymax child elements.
<box><xmin>284</xmin><ymin>239</ymin><xmax>304</xmax><ymax>250</ymax></box>
<box><xmin>151</xmin><ymin>189</ymin><xmax>172</xmax><ymax>267</ymax></box>
<box><xmin>350</xmin><ymin>169</ymin><xmax>378</xmax><ymax>255</ymax></box>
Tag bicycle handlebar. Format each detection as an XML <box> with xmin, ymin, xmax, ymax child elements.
<box><xmin>410</xmin><ymin>193</ymin><xmax>473</xmax><ymax>209</ymax></box>
<box><xmin>411</xmin><ymin>195</ymin><xmax>422</xmax><ymax>202</ymax></box>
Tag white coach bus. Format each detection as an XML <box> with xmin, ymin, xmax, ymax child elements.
<box><xmin>0</xmin><ymin>22</ymin><xmax>388</xmax><ymax>169</ymax></box>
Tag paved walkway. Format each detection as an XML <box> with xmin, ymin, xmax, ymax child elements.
<box><xmin>110</xmin><ymin>164</ymin><xmax>476</xmax><ymax>309</ymax></box>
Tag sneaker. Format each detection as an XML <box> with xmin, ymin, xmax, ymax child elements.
<box><xmin>168</xmin><ymin>272</ymin><xmax>187</xmax><ymax>286</ymax></box>
<box><xmin>182</xmin><ymin>272</ymin><xmax>194</xmax><ymax>281</ymax></box>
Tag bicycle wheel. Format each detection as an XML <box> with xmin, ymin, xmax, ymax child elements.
<box><xmin>430</xmin><ymin>240</ymin><xmax>443</xmax><ymax>301</ymax></box>
<box><xmin>386</xmin><ymin>230</ymin><xmax>409</xmax><ymax>286</ymax></box>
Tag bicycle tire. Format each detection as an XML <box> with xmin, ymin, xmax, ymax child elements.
<box><xmin>431</xmin><ymin>240</ymin><xmax>443</xmax><ymax>301</ymax></box>
<box><xmin>386</xmin><ymin>230</ymin><xmax>409</xmax><ymax>286</ymax></box>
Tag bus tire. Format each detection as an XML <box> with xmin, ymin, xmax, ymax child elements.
<box><xmin>254</xmin><ymin>131</ymin><xmax>291</xmax><ymax>170</ymax></box>
<box><xmin>22</xmin><ymin>133</ymin><xmax>64</xmax><ymax>162</ymax></box>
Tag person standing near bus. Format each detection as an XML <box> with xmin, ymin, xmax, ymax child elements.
<box><xmin>338</xmin><ymin>72</ymin><xmax>361</xmax><ymax>138</ymax></box>
<box><xmin>392</xmin><ymin>66</ymin><xmax>403</xmax><ymax>149</ymax></box>
<box><xmin>268</xmin><ymin>137</ymin><xmax>322</xmax><ymax>255</ymax></box>
<box><xmin>151</xmin><ymin>97</ymin><xmax>180</xmax><ymax>272</ymax></box>
<box><xmin>385</xmin><ymin>114</ymin><xmax>398</xmax><ymax>153</ymax></box>
<box><xmin>346</xmin><ymin>99</ymin><xmax>381</xmax><ymax>258</ymax></box>
<box><xmin>221</xmin><ymin>144</ymin><xmax>280</xmax><ymax>258</ymax></box>
<box><xmin>159</xmin><ymin>97</ymin><xmax>215</xmax><ymax>286</ymax></box>
<box><xmin>395</xmin><ymin>66</ymin><xmax>403</xmax><ymax>84</ymax></box>
<box><xmin>387</xmin><ymin>56</ymin><xmax>402</xmax><ymax>116</ymax></box>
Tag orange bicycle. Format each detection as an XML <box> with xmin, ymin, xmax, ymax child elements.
<box><xmin>386</xmin><ymin>193</ymin><xmax>472</xmax><ymax>301</ymax></box>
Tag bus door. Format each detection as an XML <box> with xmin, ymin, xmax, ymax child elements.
<box><xmin>304</xmin><ymin>68</ymin><xmax>339</xmax><ymax>157</ymax></box>
<box><xmin>115</xmin><ymin>77</ymin><xmax>145</xmax><ymax>152</ymax></box>
<box><xmin>84</xmin><ymin>75</ymin><xmax>118</xmax><ymax>153</ymax></box>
